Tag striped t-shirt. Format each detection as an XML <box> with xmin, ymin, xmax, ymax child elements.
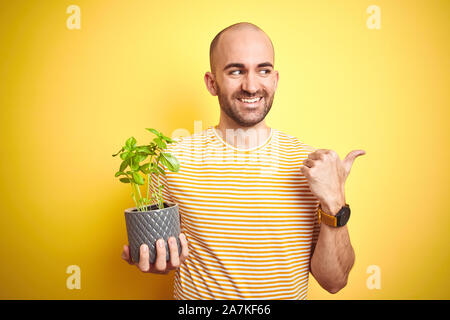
<box><xmin>151</xmin><ymin>126</ymin><xmax>320</xmax><ymax>300</ymax></box>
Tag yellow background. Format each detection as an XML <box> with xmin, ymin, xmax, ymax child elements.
<box><xmin>0</xmin><ymin>0</ymin><xmax>448</xmax><ymax>299</ymax></box>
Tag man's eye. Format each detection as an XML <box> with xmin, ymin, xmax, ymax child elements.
<box><xmin>229</xmin><ymin>69</ymin><xmax>271</xmax><ymax>75</ymax></box>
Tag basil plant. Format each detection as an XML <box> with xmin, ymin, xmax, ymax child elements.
<box><xmin>112</xmin><ymin>128</ymin><xmax>180</xmax><ymax>211</ymax></box>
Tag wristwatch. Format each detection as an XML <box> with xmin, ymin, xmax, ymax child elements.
<box><xmin>318</xmin><ymin>203</ymin><xmax>351</xmax><ymax>227</ymax></box>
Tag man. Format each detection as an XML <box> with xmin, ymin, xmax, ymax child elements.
<box><xmin>122</xmin><ymin>22</ymin><xmax>365</xmax><ymax>299</ymax></box>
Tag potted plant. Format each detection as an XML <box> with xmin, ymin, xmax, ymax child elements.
<box><xmin>112</xmin><ymin>128</ymin><xmax>181</xmax><ymax>264</ymax></box>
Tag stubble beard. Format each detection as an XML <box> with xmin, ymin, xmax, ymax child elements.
<box><xmin>216</xmin><ymin>84</ymin><xmax>274</xmax><ymax>128</ymax></box>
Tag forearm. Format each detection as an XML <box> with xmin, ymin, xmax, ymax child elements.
<box><xmin>310</xmin><ymin>202</ymin><xmax>355</xmax><ymax>293</ymax></box>
<box><xmin>301</xmin><ymin>148</ymin><xmax>365</xmax><ymax>293</ymax></box>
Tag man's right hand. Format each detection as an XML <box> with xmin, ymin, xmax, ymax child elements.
<box><xmin>121</xmin><ymin>233</ymin><xmax>189</xmax><ymax>274</ymax></box>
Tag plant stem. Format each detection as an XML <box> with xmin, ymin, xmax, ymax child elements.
<box><xmin>146</xmin><ymin>173</ymin><xmax>150</xmax><ymax>207</ymax></box>
<box><xmin>158</xmin><ymin>179</ymin><xmax>163</xmax><ymax>209</ymax></box>
<box><xmin>130</xmin><ymin>183</ymin><xmax>140</xmax><ymax>212</ymax></box>
<box><xmin>156</xmin><ymin>156</ymin><xmax>163</xmax><ymax>209</ymax></box>
<box><xmin>145</xmin><ymin>174</ymin><xmax>149</xmax><ymax>210</ymax></box>
<box><xmin>134</xmin><ymin>183</ymin><xmax>144</xmax><ymax>212</ymax></box>
<box><xmin>146</xmin><ymin>155</ymin><xmax>153</xmax><ymax>209</ymax></box>
<box><xmin>128</xmin><ymin>173</ymin><xmax>141</xmax><ymax>212</ymax></box>
<box><xmin>150</xmin><ymin>162</ymin><xmax>156</xmax><ymax>206</ymax></box>
<box><xmin>135</xmin><ymin>182</ymin><xmax>144</xmax><ymax>211</ymax></box>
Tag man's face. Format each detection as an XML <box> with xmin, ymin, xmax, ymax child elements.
<box><xmin>211</xmin><ymin>29</ymin><xmax>279</xmax><ymax>127</ymax></box>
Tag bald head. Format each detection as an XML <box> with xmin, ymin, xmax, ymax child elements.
<box><xmin>209</xmin><ymin>22</ymin><xmax>275</xmax><ymax>75</ymax></box>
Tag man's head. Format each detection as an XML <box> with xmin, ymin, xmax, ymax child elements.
<box><xmin>205</xmin><ymin>22</ymin><xmax>279</xmax><ymax>128</ymax></box>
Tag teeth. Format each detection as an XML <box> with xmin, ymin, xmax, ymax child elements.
<box><xmin>239</xmin><ymin>97</ymin><xmax>261</xmax><ymax>103</ymax></box>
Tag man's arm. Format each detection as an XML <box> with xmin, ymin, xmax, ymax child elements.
<box><xmin>301</xmin><ymin>148</ymin><xmax>365</xmax><ymax>294</ymax></box>
<box><xmin>310</xmin><ymin>200</ymin><xmax>355</xmax><ymax>294</ymax></box>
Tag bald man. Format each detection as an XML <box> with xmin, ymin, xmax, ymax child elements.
<box><xmin>122</xmin><ymin>22</ymin><xmax>365</xmax><ymax>300</ymax></box>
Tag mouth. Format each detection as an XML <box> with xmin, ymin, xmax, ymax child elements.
<box><xmin>236</xmin><ymin>96</ymin><xmax>263</xmax><ymax>107</ymax></box>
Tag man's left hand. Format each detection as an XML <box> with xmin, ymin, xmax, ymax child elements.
<box><xmin>300</xmin><ymin>149</ymin><xmax>366</xmax><ymax>214</ymax></box>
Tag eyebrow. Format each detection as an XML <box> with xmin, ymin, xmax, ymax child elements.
<box><xmin>223</xmin><ymin>62</ymin><xmax>274</xmax><ymax>71</ymax></box>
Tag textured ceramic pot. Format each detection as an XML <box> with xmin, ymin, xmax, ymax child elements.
<box><xmin>124</xmin><ymin>201</ymin><xmax>181</xmax><ymax>264</ymax></box>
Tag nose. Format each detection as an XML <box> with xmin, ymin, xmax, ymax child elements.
<box><xmin>241</xmin><ymin>71</ymin><xmax>258</xmax><ymax>94</ymax></box>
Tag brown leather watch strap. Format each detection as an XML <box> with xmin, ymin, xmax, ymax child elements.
<box><xmin>318</xmin><ymin>206</ymin><xmax>337</xmax><ymax>227</ymax></box>
<box><xmin>318</xmin><ymin>203</ymin><xmax>350</xmax><ymax>227</ymax></box>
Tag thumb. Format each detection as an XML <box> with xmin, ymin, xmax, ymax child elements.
<box><xmin>343</xmin><ymin>149</ymin><xmax>366</xmax><ymax>177</ymax></box>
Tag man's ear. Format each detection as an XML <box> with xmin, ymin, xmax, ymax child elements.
<box><xmin>274</xmin><ymin>70</ymin><xmax>279</xmax><ymax>91</ymax></box>
<box><xmin>204</xmin><ymin>71</ymin><xmax>218</xmax><ymax>96</ymax></box>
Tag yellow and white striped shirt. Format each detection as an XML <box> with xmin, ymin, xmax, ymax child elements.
<box><xmin>152</xmin><ymin>126</ymin><xmax>320</xmax><ymax>300</ymax></box>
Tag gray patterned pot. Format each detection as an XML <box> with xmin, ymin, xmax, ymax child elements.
<box><xmin>124</xmin><ymin>201</ymin><xmax>181</xmax><ymax>264</ymax></box>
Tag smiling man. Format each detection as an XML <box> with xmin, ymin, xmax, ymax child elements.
<box><xmin>207</xmin><ymin>22</ymin><xmax>277</xmax><ymax>135</ymax></box>
<box><xmin>122</xmin><ymin>22</ymin><xmax>365</xmax><ymax>299</ymax></box>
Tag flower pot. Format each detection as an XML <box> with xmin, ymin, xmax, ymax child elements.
<box><xmin>124</xmin><ymin>201</ymin><xmax>181</xmax><ymax>264</ymax></box>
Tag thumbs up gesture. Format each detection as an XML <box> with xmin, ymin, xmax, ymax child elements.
<box><xmin>300</xmin><ymin>149</ymin><xmax>366</xmax><ymax>215</ymax></box>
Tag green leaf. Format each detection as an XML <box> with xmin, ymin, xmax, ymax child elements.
<box><xmin>132</xmin><ymin>172</ymin><xmax>145</xmax><ymax>185</ymax></box>
<box><xmin>115</xmin><ymin>171</ymin><xmax>127</xmax><ymax>177</ymax></box>
<box><xmin>161</xmin><ymin>134</ymin><xmax>175</xmax><ymax>143</ymax></box>
<box><xmin>140</xmin><ymin>163</ymin><xmax>150</xmax><ymax>174</ymax></box>
<box><xmin>125</xmin><ymin>137</ymin><xmax>137</xmax><ymax>150</ymax></box>
<box><xmin>119</xmin><ymin>159</ymin><xmax>129</xmax><ymax>172</ymax></box>
<box><xmin>120</xmin><ymin>178</ymin><xmax>131</xmax><ymax>183</ymax></box>
<box><xmin>130</xmin><ymin>159</ymin><xmax>140</xmax><ymax>171</ymax></box>
<box><xmin>147</xmin><ymin>143</ymin><xmax>157</xmax><ymax>154</ymax></box>
<box><xmin>136</xmin><ymin>146</ymin><xmax>151</xmax><ymax>154</ymax></box>
<box><xmin>120</xmin><ymin>151</ymin><xmax>130</xmax><ymax>160</ymax></box>
<box><xmin>135</xmin><ymin>153</ymin><xmax>147</xmax><ymax>163</ymax></box>
<box><xmin>160</xmin><ymin>152</ymin><xmax>180</xmax><ymax>172</ymax></box>
<box><xmin>153</xmin><ymin>137</ymin><xmax>167</xmax><ymax>149</ymax></box>
<box><xmin>112</xmin><ymin>147</ymin><xmax>124</xmax><ymax>157</ymax></box>
<box><xmin>145</xmin><ymin>128</ymin><xmax>160</xmax><ymax>137</ymax></box>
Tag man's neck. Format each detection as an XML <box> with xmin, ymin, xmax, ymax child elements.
<box><xmin>214</xmin><ymin>119</ymin><xmax>271</xmax><ymax>150</ymax></box>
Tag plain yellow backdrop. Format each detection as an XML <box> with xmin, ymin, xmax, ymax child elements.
<box><xmin>0</xmin><ymin>0</ymin><xmax>448</xmax><ymax>299</ymax></box>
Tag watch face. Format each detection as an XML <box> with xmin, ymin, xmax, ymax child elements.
<box><xmin>337</xmin><ymin>206</ymin><xmax>351</xmax><ymax>226</ymax></box>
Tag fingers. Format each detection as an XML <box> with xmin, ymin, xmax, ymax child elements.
<box><xmin>343</xmin><ymin>149</ymin><xmax>366</xmax><ymax>175</ymax></box>
<box><xmin>121</xmin><ymin>245</ymin><xmax>134</xmax><ymax>265</ymax></box>
<box><xmin>129</xmin><ymin>235</ymin><xmax>189</xmax><ymax>274</ymax></box>
<box><xmin>305</xmin><ymin>150</ymin><xmax>327</xmax><ymax>169</ymax></box>
<box><xmin>307</xmin><ymin>152</ymin><xmax>322</xmax><ymax>160</ymax></box>
<box><xmin>303</xmin><ymin>158</ymin><xmax>315</xmax><ymax>168</ymax></box>
<box><xmin>138</xmin><ymin>244</ymin><xmax>151</xmax><ymax>272</ymax></box>
<box><xmin>308</xmin><ymin>149</ymin><xmax>338</xmax><ymax>160</ymax></box>
<box><xmin>153</xmin><ymin>239</ymin><xmax>168</xmax><ymax>273</ymax></box>
<box><xmin>302</xmin><ymin>150</ymin><xmax>328</xmax><ymax>175</ymax></box>
<box><xmin>344</xmin><ymin>149</ymin><xmax>366</xmax><ymax>163</ymax></box>
<box><xmin>167</xmin><ymin>237</ymin><xmax>180</xmax><ymax>269</ymax></box>
<box><xmin>179</xmin><ymin>233</ymin><xmax>189</xmax><ymax>263</ymax></box>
